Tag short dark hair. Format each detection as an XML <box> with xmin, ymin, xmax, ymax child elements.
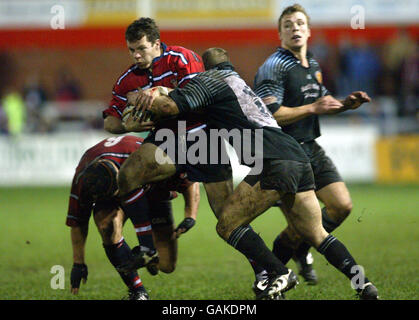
<box><xmin>202</xmin><ymin>47</ymin><xmax>230</xmax><ymax>70</ymax></box>
<box><xmin>125</xmin><ymin>17</ymin><xmax>160</xmax><ymax>43</ymax></box>
<box><xmin>278</xmin><ymin>4</ymin><xmax>310</xmax><ymax>31</ymax></box>
<box><xmin>81</xmin><ymin>160</ymin><xmax>118</xmax><ymax>201</ymax></box>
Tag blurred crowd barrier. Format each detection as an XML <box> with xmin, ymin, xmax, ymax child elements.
<box><xmin>1</xmin><ymin>125</ymin><xmax>419</xmax><ymax>186</ymax></box>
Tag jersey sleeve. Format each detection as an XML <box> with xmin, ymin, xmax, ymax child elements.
<box><xmin>169</xmin><ymin>73</ymin><xmax>221</xmax><ymax>113</ymax></box>
<box><xmin>102</xmin><ymin>83</ymin><xmax>129</xmax><ymax>119</ymax></box>
<box><xmin>173</xmin><ymin>48</ymin><xmax>205</xmax><ymax>88</ymax></box>
<box><xmin>65</xmin><ymin>178</ymin><xmax>93</xmax><ymax>227</ymax></box>
<box><xmin>254</xmin><ymin>57</ymin><xmax>286</xmax><ymax>106</ymax></box>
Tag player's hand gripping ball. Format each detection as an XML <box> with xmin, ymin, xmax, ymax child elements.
<box><xmin>122</xmin><ymin>90</ymin><xmax>155</xmax><ymax>132</ymax></box>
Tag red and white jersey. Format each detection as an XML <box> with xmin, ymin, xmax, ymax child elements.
<box><xmin>66</xmin><ymin>135</ymin><xmax>143</xmax><ymax>227</ymax></box>
<box><xmin>103</xmin><ymin>43</ymin><xmax>205</xmax><ymax>131</ymax></box>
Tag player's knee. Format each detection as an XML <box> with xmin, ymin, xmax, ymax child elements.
<box><xmin>118</xmin><ymin>163</ymin><xmax>140</xmax><ymax>196</ymax></box>
<box><xmin>329</xmin><ymin>200</ymin><xmax>353</xmax><ymax>224</ymax></box>
<box><xmin>215</xmin><ymin>219</ymin><xmax>230</xmax><ymax>241</ymax></box>
<box><xmin>159</xmin><ymin>261</ymin><xmax>176</xmax><ymax>274</ymax></box>
<box><xmin>117</xmin><ymin>166</ymin><xmax>130</xmax><ymax>194</ymax></box>
<box><xmin>283</xmin><ymin>227</ymin><xmax>303</xmax><ymax>249</ymax></box>
<box><xmin>340</xmin><ymin>200</ymin><xmax>353</xmax><ymax>218</ymax></box>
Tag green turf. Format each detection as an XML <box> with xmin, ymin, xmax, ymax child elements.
<box><xmin>1</xmin><ymin>184</ymin><xmax>418</xmax><ymax>300</ymax></box>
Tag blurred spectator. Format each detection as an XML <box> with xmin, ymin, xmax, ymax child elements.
<box><xmin>400</xmin><ymin>43</ymin><xmax>418</xmax><ymax>117</ymax></box>
<box><xmin>339</xmin><ymin>38</ymin><xmax>381</xmax><ymax>97</ymax></box>
<box><xmin>23</xmin><ymin>74</ymin><xmax>49</xmax><ymax>132</ymax></box>
<box><xmin>0</xmin><ymin>103</ymin><xmax>8</xmax><ymax>134</ymax></box>
<box><xmin>381</xmin><ymin>29</ymin><xmax>417</xmax><ymax>116</ymax></box>
<box><xmin>0</xmin><ymin>52</ymin><xmax>15</xmax><ymax>98</ymax></box>
<box><xmin>54</xmin><ymin>67</ymin><xmax>83</xmax><ymax>102</ymax></box>
<box><xmin>2</xmin><ymin>88</ymin><xmax>26</xmax><ymax>136</ymax></box>
<box><xmin>311</xmin><ymin>33</ymin><xmax>338</xmax><ymax>94</ymax></box>
<box><xmin>382</xmin><ymin>29</ymin><xmax>416</xmax><ymax>78</ymax></box>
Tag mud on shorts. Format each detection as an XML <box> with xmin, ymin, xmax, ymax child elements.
<box><xmin>301</xmin><ymin>140</ymin><xmax>343</xmax><ymax>191</ymax></box>
<box><xmin>243</xmin><ymin>159</ymin><xmax>315</xmax><ymax>194</ymax></box>
<box><xmin>144</xmin><ymin>125</ymin><xmax>232</xmax><ymax>184</ymax></box>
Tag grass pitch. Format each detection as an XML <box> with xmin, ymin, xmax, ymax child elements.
<box><xmin>1</xmin><ymin>184</ymin><xmax>418</xmax><ymax>300</ymax></box>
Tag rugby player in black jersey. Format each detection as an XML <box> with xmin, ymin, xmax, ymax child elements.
<box><xmin>121</xmin><ymin>47</ymin><xmax>378</xmax><ymax>300</ymax></box>
<box><xmin>254</xmin><ymin>4</ymin><xmax>371</xmax><ymax>286</ymax></box>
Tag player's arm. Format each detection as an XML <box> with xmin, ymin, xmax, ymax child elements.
<box><xmin>339</xmin><ymin>91</ymin><xmax>371</xmax><ymax>111</ymax></box>
<box><xmin>71</xmin><ymin>224</ymin><xmax>88</xmax><ymax>264</ymax></box>
<box><xmin>175</xmin><ymin>182</ymin><xmax>200</xmax><ymax>238</ymax></box>
<box><xmin>70</xmin><ymin>223</ymin><xmax>89</xmax><ymax>294</ymax></box>
<box><xmin>104</xmin><ymin>115</ymin><xmax>127</xmax><ymax>134</ymax></box>
<box><xmin>104</xmin><ymin>83</ymin><xmax>155</xmax><ymax>133</ymax></box>
<box><xmin>264</xmin><ymin>95</ymin><xmax>345</xmax><ymax>126</ymax></box>
<box><xmin>130</xmin><ymin>77</ymin><xmax>212</xmax><ymax>125</ymax></box>
<box><xmin>125</xmin><ymin>86</ymin><xmax>179</xmax><ymax>125</ymax></box>
<box><xmin>150</xmin><ymin>94</ymin><xmax>180</xmax><ymax>120</ymax></box>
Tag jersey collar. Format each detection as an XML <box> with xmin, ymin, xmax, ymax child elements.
<box><xmin>278</xmin><ymin>47</ymin><xmax>313</xmax><ymax>60</ymax></box>
<box><xmin>152</xmin><ymin>42</ymin><xmax>168</xmax><ymax>64</ymax></box>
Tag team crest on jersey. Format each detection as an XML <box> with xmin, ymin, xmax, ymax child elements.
<box><xmin>315</xmin><ymin>71</ymin><xmax>323</xmax><ymax>84</ymax></box>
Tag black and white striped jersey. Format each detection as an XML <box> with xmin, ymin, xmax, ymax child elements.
<box><xmin>254</xmin><ymin>48</ymin><xmax>330</xmax><ymax>143</ymax></box>
<box><xmin>169</xmin><ymin>68</ymin><xmax>309</xmax><ymax>162</ymax></box>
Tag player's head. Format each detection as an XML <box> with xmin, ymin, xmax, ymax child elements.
<box><xmin>278</xmin><ymin>4</ymin><xmax>311</xmax><ymax>52</ymax></box>
<box><xmin>81</xmin><ymin>159</ymin><xmax>118</xmax><ymax>202</ymax></box>
<box><xmin>125</xmin><ymin>17</ymin><xmax>162</xmax><ymax>70</ymax></box>
<box><xmin>202</xmin><ymin>47</ymin><xmax>234</xmax><ymax>71</ymax></box>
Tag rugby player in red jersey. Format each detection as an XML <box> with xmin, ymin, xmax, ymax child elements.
<box><xmin>66</xmin><ymin>135</ymin><xmax>199</xmax><ymax>300</ymax></box>
<box><xmin>103</xmin><ymin>17</ymin><xmax>206</xmax><ymax>135</ymax></box>
<box><xmin>109</xmin><ymin>18</ymin><xmax>275</xmax><ymax>285</ymax></box>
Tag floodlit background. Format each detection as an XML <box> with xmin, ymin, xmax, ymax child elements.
<box><xmin>0</xmin><ymin>0</ymin><xmax>417</xmax><ymax>300</ymax></box>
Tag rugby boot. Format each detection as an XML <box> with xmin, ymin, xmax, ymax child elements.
<box><xmin>293</xmin><ymin>252</ymin><xmax>318</xmax><ymax>285</ymax></box>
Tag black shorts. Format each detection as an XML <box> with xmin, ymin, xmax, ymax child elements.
<box><xmin>244</xmin><ymin>159</ymin><xmax>315</xmax><ymax>194</ymax></box>
<box><xmin>93</xmin><ymin>199</ymin><xmax>119</xmax><ymax>215</ymax></box>
<box><xmin>148</xmin><ymin>199</ymin><xmax>174</xmax><ymax>227</ymax></box>
<box><xmin>301</xmin><ymin>141</ymin><xmax>343</xmax><ymax>190</ymax></box>
<box><xmin>144</xmin><ymin>125</ymin><xmax>232</xmax><ymax>183</ymax></box>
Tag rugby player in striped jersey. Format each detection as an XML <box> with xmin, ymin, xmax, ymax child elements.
<box><xmin>122</xmin><ymin>48</ymin><xmax>378</xmax><ymax>300</ymax></box>
<box><xmin>254</xmin><ymin>4</ymin><xmax>371</xmax><ymax>289</ymax></box>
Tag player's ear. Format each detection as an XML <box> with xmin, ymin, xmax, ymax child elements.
<box><xmin>154</xmin><ymin>39</ymin><xmax>161</xmax><ymax>49</ymax></box>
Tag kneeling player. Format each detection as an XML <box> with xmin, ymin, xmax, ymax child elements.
<box><xmin>66</xmin><ymin>135</ymin><xmax>199</xmax><ymax>299</ymax></box>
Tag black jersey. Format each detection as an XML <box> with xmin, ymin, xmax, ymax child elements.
<box><xmin>254</xmin><ymin>48</ymin><xmax>330</xmax><ymax>143</ymax></box>
<box><xmin>169</xmin><ymin>68</ymin><xmax>309</xmax><ymax>163</ymax></box>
